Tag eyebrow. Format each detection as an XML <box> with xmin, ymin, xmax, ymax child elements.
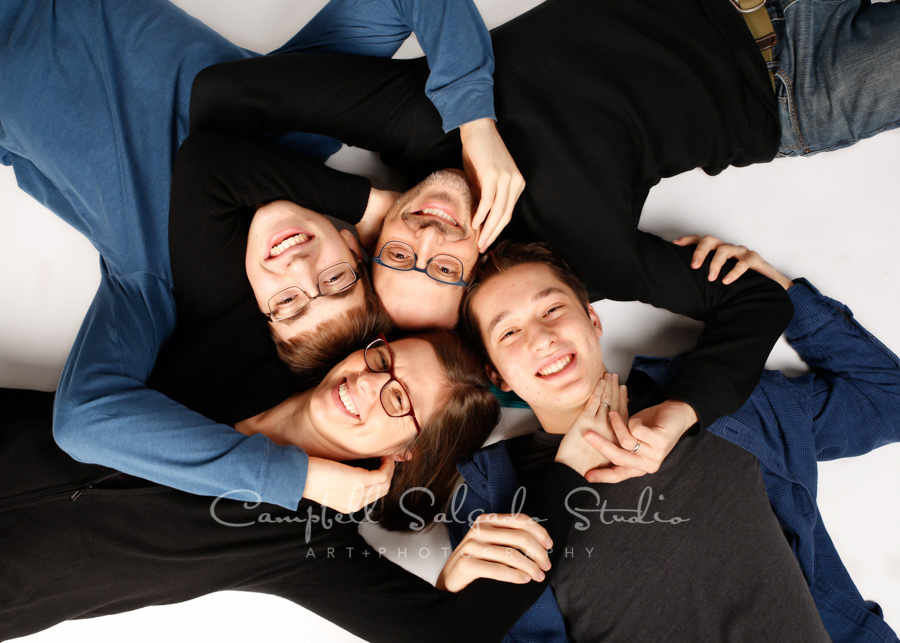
<box><xmin>485</xmin><ymin>286</ymin><xmax>566</xmax><ymax>337</ymax></box>
<box><xmin>375</xmin><ymin>263</ymin><xmax>456</xmax><ymax>288</ymax></box>
<box><xmin>281</xmin><ymin>281</ymin><xmax>362</xmax><ymax>326</ymax></box>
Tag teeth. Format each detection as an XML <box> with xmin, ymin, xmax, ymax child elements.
<box><xmin>538</xmin><ymin>354</ymin><xmax>573</xmax><ymax>376</ymax></box>
<box><xmin>419</xmin><ymin>207</ymin><xmax>457</xmax><ymax>226</ymax></box>
<box><xmin>338</xmin><ymin>382</ymin><xmax>359</xmax><ymax>417</ymax></box>
<box><xmin>269</xmin><ymin>233</ymin><xmax>309</xmax><ymax>257</ymax></box>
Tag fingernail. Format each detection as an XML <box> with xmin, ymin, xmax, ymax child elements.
<box><xmin>536</xmin><ymin>571</ymin><xmax>545</xmax><ymax>581</ymax></box>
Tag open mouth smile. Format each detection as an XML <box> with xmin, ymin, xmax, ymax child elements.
<box><xmin>536</xmin><ymin>353</ymin><xmax>575</xmax><ymax>377</ymax></box>
<box><xmin>413</xmin><ymin>206</ymin><xmax>459</xmax><ymax>227</ymax></box>
<box><xmin>266</xmin><ymin>229</ymin><xmax>314</xmax><ymax>261</ymax></box>
<box><xmin>337</xmin><ymin>380</ymin><xmax>360</xmax><ymax>418</ymax></box>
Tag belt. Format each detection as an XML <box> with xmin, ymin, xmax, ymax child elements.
<box><xmin>731</xmin><ymin>0</ymin><xmax>777</xmax><ymax>90</ymax></box>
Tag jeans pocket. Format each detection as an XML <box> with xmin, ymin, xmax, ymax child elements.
<box><xmin>774</xmin><ymin>67</ymin><xmax>809</xmax><ymax>157</ymax></box>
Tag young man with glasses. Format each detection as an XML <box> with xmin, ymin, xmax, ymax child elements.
<box><xmin>0</xmin><ymin>0</ymin><xmax>522</xmax><ymax>513</ymax></box>
<box><xmin>193</xmin><ymin>0</ymin><xmax>900</xmax><ymax>477</ymax></box>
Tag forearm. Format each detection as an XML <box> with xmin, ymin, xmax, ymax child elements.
<box><xmin>189</xmin><ymin>53</ymin><xmax>452</xmax><ymax>169</ymax></box>
<box><xmin>271</xmin><ymin>0</ymin><xmax>496</xmax><ymax>132</ymax></box>
<box><xmin>786</xmin><ymin>278</ymin><xmax>900</xmax><ymax>375</ymax></box>
<box><xmin>621</xmin><ymin>234</ymin><xmax>794</xmax><ymax>428</ymax></box>
<box><xmin>53</xmin><ymin>274</ymin><xmax>308</xmax><ymax>510</ymax></box>
<box><xmin>391</xmin><ymin>0</ymin><xmax>496</xmax><ymax>130</ymax></box>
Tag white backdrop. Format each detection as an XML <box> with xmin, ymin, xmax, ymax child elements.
<box><xmin>2</xmin><ymin>1</ymin><xmax>898</xmax><ymax>641</ymax></box>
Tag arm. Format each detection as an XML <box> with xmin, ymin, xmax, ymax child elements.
<box><xmin>267</xmin><ymin>462</ymin><xmax>586</xmax><ymax>643</ymax></box>
<box><xmin>597</xmin><ymin>230</ymin><xmax>794</xmax><ymax>430</ymax></box>
<box><xmin>785</xmin><ymin>279</ymin><xmax>900</xmax><ymax>459</ymax></box>
<box><xmin>671</xmin><ymin>235</ymin><xmax>900</xmax><ymax>458</ymax></box>
<box><xmin>272</xmin><ymin>0</ymin><xmax>496</xmax><ymax>132</ymax></box>
<box><xmin>53</xmin><ymin>272</ymin><xmax>309</xmax><ymax>510</ymax></box>
<box><xmin>53</xmin><ymin>132</ymin><xmax>376</xmax><ymax>511</ymax></box>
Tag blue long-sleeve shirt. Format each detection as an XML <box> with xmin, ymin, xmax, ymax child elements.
<box><xmin>30</xmin><ymin>0</ymin><xmax>497</xmax><ymax>509</ymax></box>
<box><xmin>452</xmin><ymin>280</ymin><xmax>900</xmax><ymax>642</ymax></box>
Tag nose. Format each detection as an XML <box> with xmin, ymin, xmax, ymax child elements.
<box><xmin>527</xmin><ymin>322</ymin><xmax>557</xmax><ymax>352</ymax></box>
<box><xmin>285</xmin><ymin>259</ymin><xmax>319</xmax><ymax>293</ymax></box>
<box><xmin>356</xmin><ymin>369</ymin><xmax>392</xmax><ymax>410</ymax></box>
<box><xmin>413</xmin><ymin>228</ymin><xmax>444</xmax><ymax>269</ymax></box>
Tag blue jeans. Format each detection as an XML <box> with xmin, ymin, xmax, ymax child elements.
<box><xmin>768</xmin><ymin>0</ymin><xmax>900</xmax><ymax>156</ymax></box>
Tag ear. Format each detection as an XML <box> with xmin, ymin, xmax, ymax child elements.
<box><xmin>485</xmin><ymin>363</ymin><xmax>512</xmax><ymax>392</ymax></box>
<box><xmin>588</xmin><ymin>304</ymin><xmax>603</xmax><ymax>340</ymax></box>
<box><xmin>339</xmin><ymin>228</ymin><xmax>362</xmax><ymax>257</ymax></box>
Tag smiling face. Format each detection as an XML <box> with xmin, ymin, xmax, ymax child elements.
<box><xmin>306</xmin><ymin>337</ymin><xmax>445</xmax><ymax>460</ymax></box>
<box><xmin>245</xmin><ymin>200</ymin><xmax>366</xmax><ymax>342</ymax></box>
<box><xmin>470</xmin><ymin>263</ymin><xmax>606</xmax><ymax>427</ymax></box>
<box><xmin>373</xmin><ymin>170</ymin><xmax>481</xmax><ymax>329</ymax></box>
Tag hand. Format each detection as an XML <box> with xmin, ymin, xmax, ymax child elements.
<box><xmin>672</xmin><ymin>235</ymin><xmax>793</xmax><ymax>290</ymax></box>
<box><xmin>303</xmin><ymin>456</ymin><xmax>395</xmax><ymax>514</ymax></box>
<box><xmin>583</xmin><ymin>399</ymin><xmax>697</xmax><ymax>483</ymax></box>
<box><xmin>357</xmin><ymin>188</ymin><xmax>401</xmax><ymax>253</ymax></box>
<box><xmin>459</xmin><ymin>118</ymin><xmax>526</xmax><ymax>252</ymax></box>
<box><xmin>436</xmin><ymin>513</ymin><xmax>553</xmax><ymax>593</ymax></box>
<box><xmin>555</xmin><ymin>374</ymin><xmax>641</xmax><ymax>478</ymax></box>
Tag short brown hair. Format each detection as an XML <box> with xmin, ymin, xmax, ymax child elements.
<box><xmin>372</xmin><ymin>329</ymin><xmax>501</xmax><ymax>532</ymax></box>
<box><xmin>272</xmin><ymin>266</ymin><xmax>394</xmax><ymax>387</ymax></box>
<box><xmin>460</xmin><ymin>240</ymin><xmax>591</xmax><ymax>362</ymax></box>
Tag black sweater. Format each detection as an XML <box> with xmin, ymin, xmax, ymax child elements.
<box><xmin>186</xmin><ymin>0</ymin><xmax>792</xmax><ymax>429</ymax></box>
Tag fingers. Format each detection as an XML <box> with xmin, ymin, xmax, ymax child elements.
<box><xmin>438</xmin><ymin>513</ymin><xmax>554</xmax><ymax>592</ymax></box>
<box><xmin>472</xmin><ymin>180</ymin><xmax>494</xmax><ymax>232</ymax></box>
<box><xmin>582</xmin><ymin>413</ymin><xmax>660</xmax><ymax>475</ymax></box>
<box><xmin>348</xmin><ymin>459</ymin><xmax>396</xmax><ymax>510</ymax></box>
<box><xmin>579</xmin><ymin>378</ymin><xmax>607</xmax><ymax>420</ymax></box>
<box><xmin>585</xmin><ymin>465</ymin><xmax>646</xmax><ymax>484</ymax></box>
<box><xmin>691</xmin><ymin>234</ymin><xmax>722</xmax><ymax>270</ymax></box>
<box><xmin>472</xmin><ymin>513</ymin><xmax>554</xmax><ymax>550</ymax></box>
<box><xmin>671</xmin><ymin>234</ymin><xmax>700</xmax><ymax>247</ymax></box>
<box><xmin>721</xmin><ymin>249</ymin><xmax>761</xmax><ymax>284</ymax></box>
<box><xmin>450</xmin><ymin>556</ymin><xmax>537</xmax><ymax>587</ymax></box>
<box><xmin>476</xmin><ymin>171</ymin><xmax>524</xmax><ymax>252</ymax></box>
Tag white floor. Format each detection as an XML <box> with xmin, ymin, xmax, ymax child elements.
<box><xmin>1</xmin><ymin>1</ymin><xmax>898</xmax><ymax>641</ymax></box>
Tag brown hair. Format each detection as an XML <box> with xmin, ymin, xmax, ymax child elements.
<box><xmin>272</xmin><ymin>266</ymin><xmax>395</xmax><ymax>387</ymax></box>
<box><xmin>373</xmin><ymin>329</ymin><xmax>501</xmax><ymax>532</ymax></box>
<box><xmin>459</xmin><ymin>240</ymin><xmax>591</xmax><ymax>365</ymax></box>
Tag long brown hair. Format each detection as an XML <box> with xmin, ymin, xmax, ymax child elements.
<box><xmin>373</xmin><ymin>329</ymin><xmax>500</xmax><ymax>532</ymax></box>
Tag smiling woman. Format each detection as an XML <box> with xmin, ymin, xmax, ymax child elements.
<box><xmin>235</xmin><ymin>329</ymin><xmax>500</xmax><ymax>530</ymax></box>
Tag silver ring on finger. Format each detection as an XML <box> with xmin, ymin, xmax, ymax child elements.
<box><xmin>600</xmin><ymin>403</ymin><xmax>611</xmax><ymax>409</ymax></box>
<box><xmin>631</xmin><ymin>440</ymin><xmax>643</xmax><ymax>454</ymax></box>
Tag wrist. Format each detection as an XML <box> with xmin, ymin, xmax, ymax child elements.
<box><xmin>459</xmin><ymin>117</ymin><xmax>496</xmax><ymax>142</ymax></box>
<box><xmin>666</xmin><ymin>400</ymin><xmax>698</xmax><ymax>431</ymax></box>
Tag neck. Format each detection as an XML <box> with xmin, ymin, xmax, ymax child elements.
<box><xmin>235</xmin><ymin>391</ymin><xmax>313</xmax><ymax>449</ymax></box>
<box><xmin>533</xmin><ymin>405</ymin><xmax>584</xmax><ymax>435</ymax></box>
<box><xmin>532</xmin><ymin>367</ymin><xmax>617</xmax><ymax>435</ymax></box>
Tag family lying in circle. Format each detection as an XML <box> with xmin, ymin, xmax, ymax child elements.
<box><xmin>2</xmin><ymin>0</ymin><xmax>899</xmax><ymax>640</ymax></box>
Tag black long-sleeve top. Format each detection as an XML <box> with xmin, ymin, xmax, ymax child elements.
<box><xmin>137</xmin><ymin>130</ymin><xmax>590</xmax><ymax>642</ymax></box>
<box><xmin>188</xmin><ymin>0</ymin><xmax>792</xmax><ymax>429</ymax></box>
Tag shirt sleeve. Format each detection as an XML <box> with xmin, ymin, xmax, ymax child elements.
<box><xmin>585</xmin><ymin>230</ymin><xmax>795</xmax><ymax>430</ymax></box>
<box><xmin>268</xmin><ymin>0</ymin><xmax>495</xmax><ymax>131</ymax></box>
<box><xmin>52</xmin><ymin>271</ymin><xmax>310</xmax><ymax>510</ymax></box>
<box><xmin>269</xmin><ymin>461</ymin><xmax>585</xmax><ymax>643</ymax></box>
<box><xmin>783</xmin><ymin>278</ymin><xmax>900</xmax><ymax>459</ymax></box>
